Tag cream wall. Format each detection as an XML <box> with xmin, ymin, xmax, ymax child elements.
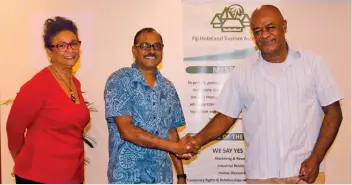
<box><xmin>282</xmin><ymin>2</ymin><xmax>351</xmax><ymax>183</ymax></box>
<box><xmin>0</xmin><ymin>0</ymin><xmax>350</xmax><ymax>184</ymax></box>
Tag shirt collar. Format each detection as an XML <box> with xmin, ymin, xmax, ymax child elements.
<box><xmin>131</xmin><ymin>62</ymin><xmax>163</xmax><ymax>84</ymax></box>
<box><xmin>256</xmin><ymin>41</ymin><xmax>301</xmax><ymax>65</ymax></box>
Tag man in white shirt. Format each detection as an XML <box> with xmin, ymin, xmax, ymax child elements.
<box><xmin>183</xmin><ymin>4</ymin><xmax>343</xmax><ymax>184</ymax></box>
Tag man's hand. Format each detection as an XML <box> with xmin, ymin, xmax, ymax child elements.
<box><xmin>299</xmin><ymin>156</ymin><xmax>320</xmax><ymax>183</ymax></box>
<box><xmin>172</xmin><ymin>134</ymin><xmax>199</xmax><ymax>156</ymax></box>
<box><xmin>175</xmin><ymin>135</ymin><xmax>201</xmax><ymax>160</ymax></box>
<box><xmin>176</xmin><ymin>153</ymin><xmax>193</xmax><ymax>160</ymax></box>
<box><xmin>185</xmin><ymin>135</ymin><xmax>201</xmax><ymax>152</ymax></box>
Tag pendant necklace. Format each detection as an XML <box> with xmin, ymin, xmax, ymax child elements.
<box><xmin>52</xmin><ymin>66</ymin><xmax>76</xmax><ymax>103</ymax></box>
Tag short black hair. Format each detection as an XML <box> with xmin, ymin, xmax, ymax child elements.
<box><xmin>133</xmin><ymin>27</ymin><xmax>163</xmax><ymax>45</ymax></box>
<box><xmin>43</xmin><ymin>16</ymin><xmax>79</xmax><ymax>49</ymax></box>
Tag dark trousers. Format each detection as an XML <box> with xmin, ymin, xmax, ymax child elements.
<box><xmin>15</xmin><ymin>174</ymin><xmax>84</xmax><ymax>184</ymax></box>
<box><xmin>15</xmin><ymin>175</ymin><xmax>43</xmax><ymax>184</ymax></box>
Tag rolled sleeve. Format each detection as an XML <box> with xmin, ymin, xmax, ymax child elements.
<box><xmin>314</xmin><ymin>57</ymin><xmax>343</xmax><ymax>106</ymax></box>
<box><xmin>104</xmin><ymin>71</ymin><xmax>132</xmax><ymax>122</ymax></box>
<box><xmin>215</xmin><ymin>69</ymin><xmax>242</xmax><ymax>118</ymax></box>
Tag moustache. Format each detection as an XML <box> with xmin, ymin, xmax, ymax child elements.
<box><xmin>144</xmin><ymin>53</ymin><xmax>157</xmax><ymax>58</ymax></box>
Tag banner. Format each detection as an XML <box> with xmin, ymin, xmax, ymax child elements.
<box><xmin>182</xmin><ymin>1</ymin><xmax>279</xmax><ymax>183</ymax></box>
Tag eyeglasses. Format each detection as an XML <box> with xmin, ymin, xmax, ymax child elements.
<box><xmin>134</xmin><ymin>42</ymin><xmax>164</xmax><ymax>51</ymax></box>
<box><xmin>49</xmin><ymin>40</ymin><xmax>81</xmax><ymax>52</ymax></box>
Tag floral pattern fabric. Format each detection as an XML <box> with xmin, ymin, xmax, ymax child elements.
<box><xmin>104</xmin><ymin>63</ymin><xmax>185</xmax><ymax>184</ymax></box>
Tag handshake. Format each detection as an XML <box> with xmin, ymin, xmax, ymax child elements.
<box><xmin>171</xmin><ymin>135</ymin><xmax>203</xmax><ymax>160</ymax></box>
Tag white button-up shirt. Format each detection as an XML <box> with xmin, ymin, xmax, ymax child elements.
<box><xmin>216</xmin><ymin>45</ymin><xmax>343</xmax><ymax>179</ymax></box>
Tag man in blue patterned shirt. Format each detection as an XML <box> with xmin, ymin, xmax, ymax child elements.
<box><xmin>104</xmin><ymin>28</ymin><xmax>194</xmax><ymax>184</ymax></box>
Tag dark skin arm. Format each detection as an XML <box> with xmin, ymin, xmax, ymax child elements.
<box><xmin>114</xmin><ymin>116</ymin><xmax>195</xmax><ymax>155</ymax></box>
<box><xmin>299</xmin><ymin>101</ymin><xmax>343</xmax><ymax>183</ymax></box>
<box><xmin>188</xmin><ymin>113</ymin><xmax>237</xmax><ymax>150</ymax></box>
<box><xmin>168</xmin><ymin>128</ymin><xmax>186</xmax><ymax>184</ymax></box>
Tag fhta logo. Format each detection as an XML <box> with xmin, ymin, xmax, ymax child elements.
<box><xmin>210</xmin><ymin>4</ymin><xmax>250</xmax><ymax>32</ymax></box>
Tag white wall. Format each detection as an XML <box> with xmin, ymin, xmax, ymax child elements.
<box><xmin>0</xmin><ymin>0</ymin><xmax>350</xmax><ymax>183</ymax></box>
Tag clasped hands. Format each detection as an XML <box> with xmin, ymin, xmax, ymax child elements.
<box><xmin>172</xmin><ymin>135</ymin><xmax>201</xmax><ymax>160</ymax></box>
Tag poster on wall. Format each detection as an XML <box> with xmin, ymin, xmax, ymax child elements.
<box><xmin>182</xmin><ymin>0</ymin><xmax>279</xmax><ymax>183</ymax></box>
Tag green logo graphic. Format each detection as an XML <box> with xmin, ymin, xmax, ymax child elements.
<box><xmin>210</xmin><ymin>4</ymin><xmax>250</xmax><ymax>32</ymax></box>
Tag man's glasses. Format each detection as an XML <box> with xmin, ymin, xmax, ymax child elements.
<box><xmin>49</xmin><ymin>40</ymin><xmax>81</xmax><ymax>52</ymax></box>
<box><xmin>134</xmin><ymin>42</ymin><xmax>164</xmax><ymax>51</ymax></box>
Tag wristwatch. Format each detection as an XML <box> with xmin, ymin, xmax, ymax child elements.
<box><xmin>177</xmin><ymin>174</ymin><xmax>187</xmax><ymax>179</ymax></box>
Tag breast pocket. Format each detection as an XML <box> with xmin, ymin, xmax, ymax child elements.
<box><xmin>160</xmin><ymin>104</ymin><xmax>173</xmax><ymax>125</ymax></box>
<box><xmin>298</xmin><ymin>77</ymin><xmax>316</xmax><ymax>102</ymax></box>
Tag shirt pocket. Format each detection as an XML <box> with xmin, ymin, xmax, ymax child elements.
<box><xmin>298</xmin><ymin>77</ymin><xmax>316</xmax><ymax>103</ymax></box>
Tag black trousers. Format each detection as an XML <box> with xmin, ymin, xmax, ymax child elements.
<box><xmin>15</xmin><ymin>175</ymin><xmax>84</xmax><ymax>184</ymax></box>
<box><xmin>15</xmin><ymin>175</ymin><xmax>43</xmax><ymax>184</ymax></box>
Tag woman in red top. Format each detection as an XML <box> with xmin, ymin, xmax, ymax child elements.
<box><xmin>6</xmin><ymin>16</ymin><xmax>90</xmax><ymax>184</ymax></box>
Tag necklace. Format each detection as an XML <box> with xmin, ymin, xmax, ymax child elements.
<box><xmin>51</xmin><ymin>66</ymin><xmax>76</xmax><ymax>103</ymax></box>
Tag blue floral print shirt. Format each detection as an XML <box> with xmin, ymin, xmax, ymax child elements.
<box><xmin>104</xmin><ymin>63</ymin><xmax>185</xmax><ymax>184</ymax></box>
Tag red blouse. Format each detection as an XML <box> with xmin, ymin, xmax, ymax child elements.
<box><xmin>6</xmin><ymin>67</ymin><xmax>90</xmax><ymax>183</ymax></box>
